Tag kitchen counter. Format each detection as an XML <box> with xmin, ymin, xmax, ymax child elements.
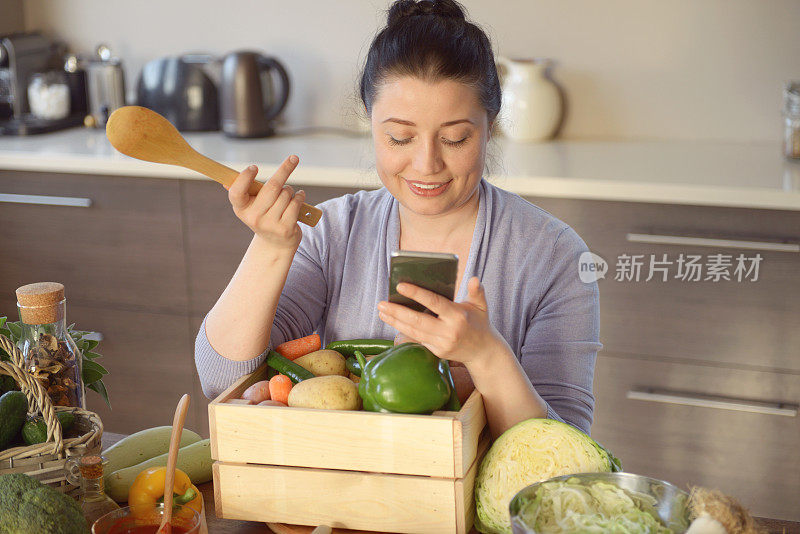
<box><xmin>99</xmin><ymin>433</ymin><xmax>799</xmax><ymax>533</ymax></box>
<box><xmin>1</xmin><ymin>128</ymin><xmax>800</xmax><ymax>210</ymax></box>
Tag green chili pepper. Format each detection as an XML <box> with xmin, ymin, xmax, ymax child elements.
<box><xmin>325</xmin><ymin>339</ymin><xmax>394</xmax><ymax>358</ymax></box>
<box><xmin>345</xmin><ymin>356</ymin><xmax>362</xmax><ymax>377</ymax></box>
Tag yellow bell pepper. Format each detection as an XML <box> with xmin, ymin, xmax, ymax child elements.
<box><xmin>128</xmin><ymin>466</ymin><xmax>203</xmax><ymax>519</ymax></box>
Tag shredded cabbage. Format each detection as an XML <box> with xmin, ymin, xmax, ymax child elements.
<box><xmin>516</xmin><ymin>478</ymin><xmax>673</xmax><ymax>534</ymax></box>
<box><xmin>474</xmin><ymin>418</ymin><xmax>620</xmax><ymax>534</ymax></box>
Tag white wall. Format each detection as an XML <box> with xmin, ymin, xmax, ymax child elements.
<box><xmin>23</xmin><ymin>0</ymin><xmax>800</xmax><ymax>143</ymax></box>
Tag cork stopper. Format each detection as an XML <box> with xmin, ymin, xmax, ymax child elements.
<box><xmin>77</xmin><ymin>455</ymin><xmax>106</xmax><ymax>480</ymax></box>
<box><xmin>16</xmin><ymin>282</ymin><xmax>65</xmax><ymax>325</ymax></box>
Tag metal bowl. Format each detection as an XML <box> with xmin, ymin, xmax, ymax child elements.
<box><xmin>508</xmin><ymin>472</ymin><xmax>691</xmax><ymax>533</ymax></box>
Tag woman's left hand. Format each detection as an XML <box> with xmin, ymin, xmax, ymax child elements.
<box><xmin>377</xmin><ymin>276</ymin><xmax>507</xmax><ymax>366</ymax></box>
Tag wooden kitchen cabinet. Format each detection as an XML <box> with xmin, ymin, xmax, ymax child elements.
<box><xmin>181</xmin><ymin>180</ymin><xmax>360</xmax><ymax>316</ymax></box>
<box><xmin>67</xmin><ymin>303</ymin><xmax>200</xmax><ymax>435</ymax></box>
<box><xmin>0</xmin><ymin>171</ymin><xmax>189</xmax><ymax>314</ymax></box>
<box><xmin>591</xmin><ymin>351</ymin><xmax>800</xmax><ymax>521</ymax></box>
<box><xmin>526</xmin><ymin>196</ymin><xmax>800</xmax><ymax>371</ymax></box>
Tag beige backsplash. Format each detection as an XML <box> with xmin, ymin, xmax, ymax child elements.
<box><xmin>16</xmin><ymin>0</ymin><xmax>800</xmax><ymax>143</ymax></box>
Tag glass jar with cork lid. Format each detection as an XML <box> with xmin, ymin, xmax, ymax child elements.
<box><xmin>16</xmin><ymin>282</ymin><xmax>86</xmax><ymax>409</ymax></box>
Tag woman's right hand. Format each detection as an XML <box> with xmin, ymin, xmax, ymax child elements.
<box><xmin>228</xmin><ymin>155</ymin><xmax>307</xmax><ymax>252</ymax></box>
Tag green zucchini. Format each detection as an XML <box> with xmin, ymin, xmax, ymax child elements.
<box><xmin>102</xmin><ymin>426</ymin><xmax>202</xmax><ymax>476</ymax></box>
<box><xmin>105</xmin><ymin>439</ymin><xmax>212</xmax><ymax>503</ymax></box>
<box><xmin>266</xmin><ymin>350</ymin><xmax>314</xmax><ymax>383</ymax></box>
<box><xmin>325</xmin><ymin>339</ymin><xmax>394</xmax><ymax>358</ymax></box>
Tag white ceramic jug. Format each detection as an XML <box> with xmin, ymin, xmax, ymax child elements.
<box><xmin>496</xmin><ymin>57</ymin><xmax>563</xmax><ymax>142</ymax></box>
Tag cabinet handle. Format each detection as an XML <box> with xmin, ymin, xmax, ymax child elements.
<box><xmin>625</xmin><ymin>233</ymin><xmax>799</xmax><ymax>253</ymax></box>
<box><xmin>0</xmin><ymin>193</ymin><xmax>92</xmax><ymax>208</ymax></box>
<box><xmin>627</xmin><ymin>388</ymin><xmax>798</xmax><ymax>417</ymax></box>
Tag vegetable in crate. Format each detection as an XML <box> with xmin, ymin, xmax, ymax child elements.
<box><xmin>474</xmin><ymin>418</ymin><xmax>621</xmax><ymax>534</ymax></box>
<box><xmin>293</xmin><ymin>349</ymin><xmax>347</xmax><ymax>377</ymax></box>
<box><xmin>0</xmin><ymin>473</ymin><xmax>89</xmax><ymax>533</ymax></box>
<box><xmin>287</xmin><ymin>375</ymin><xmax>361</xmax><ymax>410</ymax></box>
<box><xmin>355</xmin><ymin>342</ymin><xmax>460</xmax><ymax>414</ymax></box>
<box><xmin>325</xmin><ymin>338</ymin><xmax>394</xmax><ymax>358</ymax></box>
<box><xmin>275</xmin><ymin>333</ymin><xmax>321</xmax><ymax>361</ymax></box>
<box><xmin>266</xmin><ymin>350</ymin><xmax>314</xmax><ymax>383</ymax></box>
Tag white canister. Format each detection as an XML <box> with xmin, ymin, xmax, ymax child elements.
<box><xmin>496</xmin><ymin>57</ymin><xmax>563</xmax><ymax>142</ymax></box>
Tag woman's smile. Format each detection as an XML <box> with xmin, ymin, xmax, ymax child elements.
<box><xmin>403</xmin><ymin>178</ymin><xmax>453</xmax><ymax>197</ymax></box>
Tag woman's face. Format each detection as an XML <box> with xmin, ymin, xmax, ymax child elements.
<box><xmin>370</xmin><ymin>76</ymin><xmax>490</xmax><ymax>218</ymax></box>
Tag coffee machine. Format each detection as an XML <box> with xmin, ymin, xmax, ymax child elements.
<box><xmin>0</xmin><ymin>32</ymin><xmax>85</xmax><ymax>135</ymax></box>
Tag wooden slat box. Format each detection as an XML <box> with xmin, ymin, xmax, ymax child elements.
<box><xmin>209</xmin><ymin>363</ymin><xmax>489</xmax><ymax>533</ymax></box>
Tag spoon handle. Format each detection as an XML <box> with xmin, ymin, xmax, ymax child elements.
<box><xmin>186</xmin><ymin>152</ymin><xmax>322</xmax><ymax>227</ymax></box>
<box><xmin>158</xmin><ymin>394</ymin><xmax>191</xmax><ymax>534</ymax></box>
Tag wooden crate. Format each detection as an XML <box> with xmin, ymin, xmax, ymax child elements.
<box><xmin>209</xmin><ymin>363</ymin><xmax>489</xmax><ymax>533</ymax></box>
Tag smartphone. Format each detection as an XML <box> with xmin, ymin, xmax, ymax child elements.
<box><xmin>389</xmin><ymin>250</ymin><xmax>458</xmax><ymax>315</ymax></box>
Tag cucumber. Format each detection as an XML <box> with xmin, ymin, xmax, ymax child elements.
<box><xmin>0</xmin><ymin>391</ymin><xmax>28</xmax><ymax>450</ymax></box>
<box><xmin>0</xmin><ymin>375</ymin><xmax>17</xmax><ymax>395</ymax></box>
<box><xmin>105</xmin><ymin>439</ymin><xmax>212</xmax><ymax>502</ymax></box>
<box><xmin>102</xmin><ymin>426</ymin><xmax>202</xmax><ymax>476</ymax></box>
<box><xmin>266</xmin><ymin>350</ymin><xmax>315</xmax><ymax>383</ymax></box>
<box><xmin>21</xmin><ymin>411</ymin><xmax>76</xmax><ymax>445</ymax></box>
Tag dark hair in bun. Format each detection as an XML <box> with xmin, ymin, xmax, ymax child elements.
<box><xmin>359</xmin><ymin>0</ymin><xmax>501</xmax><ymax>125</ymax></box>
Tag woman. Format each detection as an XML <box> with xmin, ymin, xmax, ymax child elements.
<box><xmin>195</xmin><ymin>0</ymin><xmax>601</xmax><ymax>439</ymax></box>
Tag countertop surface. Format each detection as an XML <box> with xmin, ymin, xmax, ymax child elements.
<box><xmin>2</xmin><ymin>128</ymin><xmax>800</xmax><ymax>210</ymax></box>
<box><xmin>99</xmin><ymin>433</ymin><xmax>800</xmax><ymax>533</ymax></box>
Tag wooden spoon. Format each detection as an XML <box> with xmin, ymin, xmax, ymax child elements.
<box><xmin>157</xmin><ymin>393</ymin><xmax>191</xmax><ymax>534</ymax></box>
<box><xmin>106</xmin><ymin>106</ymin><xmax>322</xmax><ymax>227</ymax></box>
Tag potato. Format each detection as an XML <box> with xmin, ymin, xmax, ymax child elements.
<box><xmin>293</xmin><ymin>349</ymin><xmax>347</xmax><ymax>377</ymax></box>
<box><xmin>242</xmin><ymin>380</ymin><xmax>271</xmax><ymax>403</ymax></box>
<box><xmin>288</xmin><ymin>375</ymin><xmax>361</xmax><ymax>410</ymax></box>
<box><xmin>257</xmin><ymin>400</ymin><xmax>287</xmax><ymax>407</ymax></box>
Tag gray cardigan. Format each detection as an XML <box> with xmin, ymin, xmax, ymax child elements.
<box><xmin>195</xmin><ymin>178</ymin><xmax>602</xmax><ymax>434</ymax></box>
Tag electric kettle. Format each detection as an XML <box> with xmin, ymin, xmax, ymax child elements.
<box><xmin>219</xmin><ymin>51</ymin><xmax>290</xmax><ymax>138</ymax></box>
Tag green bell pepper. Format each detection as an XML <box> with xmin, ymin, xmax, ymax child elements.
<box><xmin>355</xmin><ymin>342</ymin><xmax>461</xmax><ymax>414</ymax></box>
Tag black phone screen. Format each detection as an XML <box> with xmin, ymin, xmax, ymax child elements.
<box><xmin>389</xmin><ymin>251</ymin><xmax>458</xmax><ymax>315</ymax></box>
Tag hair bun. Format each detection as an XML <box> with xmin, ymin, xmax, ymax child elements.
<box><xmin>387</xmin><ymin>0</ymin><xmax>466</xmax><ymax>26</ymax></box>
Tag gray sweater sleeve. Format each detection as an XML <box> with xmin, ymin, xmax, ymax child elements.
<box><xmin>520</xmin><ymin>226</ymin><xmax>602</xmax><ymax>435</ymax></box>
<box><xmin>194</xmin><ymin>315</ymin><xmax>271</xmax><ymax>399</ymax></box>
<box><xmin>194</xmin><ymin>226</ymin><xmax>329</xmax><ymax>400</ymax></box>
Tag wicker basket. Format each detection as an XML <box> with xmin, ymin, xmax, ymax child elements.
<box><xmin>0</xmin><ymin>334</ymin><xmax>103</xmax><ymax>497</ymax></box>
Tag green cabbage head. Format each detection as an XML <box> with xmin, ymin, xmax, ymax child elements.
<box><xmin>474</xmin><ymin>418</ymin><xmax>621</xmax><ymax>534</ymax></box>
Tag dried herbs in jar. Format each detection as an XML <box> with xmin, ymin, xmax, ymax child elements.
<box><xmin>15</xmin><ymin>282</ymin><xmax>85</xmax><ymax>409</ymax></box>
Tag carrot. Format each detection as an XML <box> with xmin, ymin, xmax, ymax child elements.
<box><xmin>269</xmin><ymin>374</ymin><xmax>293</xmax><ymax>405</ymax></box>
<box><xmin>275</xmin><ymin>333</ymin><xmax>321</xmax><ymax>361</ymax></box>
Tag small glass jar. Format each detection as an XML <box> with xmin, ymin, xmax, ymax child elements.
<box><xmin>65</xmin><ymin>454</ymin><xmax>120</xmax><ymax>526</ymax></box>
<box><xmin>16</xmin><ymin>282</ymin><xmax>85</xmax><ymax>409</ymax></box>
<box><xmin>27</xmin><ymin>71</ymin><xmax>71</xmax><ymax>120</ymax></box>
<box><xmin>782</xmin><ymin>81</ymin><xmax>800</xmax><ymax>159</ymax></box>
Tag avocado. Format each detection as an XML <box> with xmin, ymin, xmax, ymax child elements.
<box><xmin>0</xmin><ymin>391</ymin><xmax>28</xmax><ymax>450</ymax></box>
